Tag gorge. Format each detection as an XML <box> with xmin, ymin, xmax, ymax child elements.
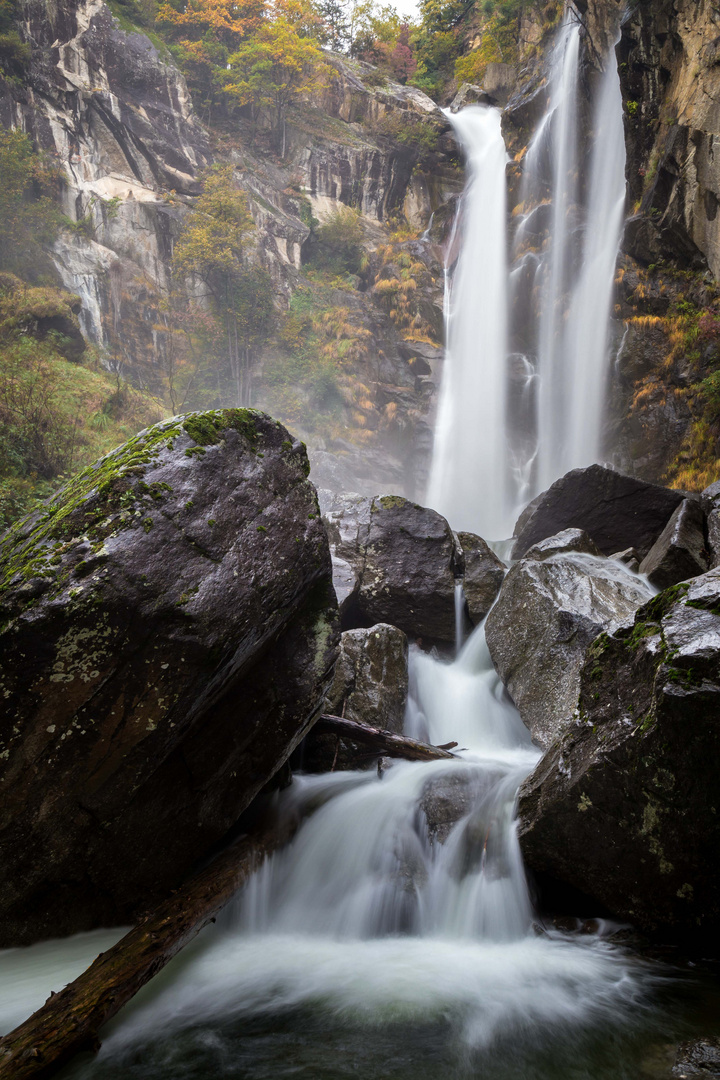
<box><xmin>2</xmin><ymin>0</ymin><xmax>720</xmax><ymax>1077</ymax></box>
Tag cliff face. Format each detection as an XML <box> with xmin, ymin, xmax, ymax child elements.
<box><xmin>4</xmin><ymin>0</ymin><xmax>720</xmax><ymax>501</ymax></box>
<box><xmin>0</xmin><ymin>0</ymin><xmax>461</xmax><ymax>497</ymax></box>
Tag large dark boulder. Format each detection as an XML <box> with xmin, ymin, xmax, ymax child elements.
<box><xmin>321</xmin><ymin>493</ymin><xmax>503</xmax><ymax>643</ymax></box>
<box><xmin>517</xmin><ymin>571</ymin><xmax>720</xmax><ymax>936</ymax></box>
<box><xmin>0</xmin><ymin>410</ymin><xmax>339</xmax><ymax>946</ymax></box>
<box><xmin>639</xmin><ymin>498</ymin><xmax>708</xmax><ymax>588</ymax></box>
<box><xmin>485</xmin><ymin>530</ymin><xmax>652</xmax><ymax>749</ymax></box>
<box><xmin>511</xmin><ymin>465</ymin><xmax>686</xmax><ymax>561</ymax></box>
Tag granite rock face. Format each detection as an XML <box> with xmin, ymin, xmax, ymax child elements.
<box><xmin>639</xmin><ymin>498</ymin><xmax>708</xmax><ymax>589</ymax></box>
<box><xmin>486</xmin><ymin>530</ymin><xmax>653</xmax><ymax>749</ymax></box>
<box><xmin>301</xmin><ymin>622</ymin><xmax>409</xmax><ymax>771</ymax></box>
<box><xmin>0</xmin><ymin>410</ymin><xmax>339</xmax><ymax>946</ymax></box>
<box><xmin>518</xmin><ymin>571</ymin><xmax>720</xmax><ymax>935</ymax></box>
<box><xmin>321</xmin><ymin>493</ymin><xmax>505</xmax><ymax>643</ymax></box>
<box><xmin>511</xmin><ymin>465</ymin><xmax>686</xmax><ymax>561</ymax></box>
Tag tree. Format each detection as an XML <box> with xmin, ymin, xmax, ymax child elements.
<box><xmin>317</xmin><ymin>0</ymin><xmax>349</xmax><ymax>50</ymax></box>
<box><xmin>223</xmin><ymin>16</ymin><xmax>332</xmax><ymax>155</ymax></box>
<box><xmin>172</xmin><ymin>165</ymin><xmax>273</xmax><ymax>405</ymax></box>
<box><xmin>156</xmin><ymin>0</ymin><xmax>264</xmax><ymax>109</ymax></box>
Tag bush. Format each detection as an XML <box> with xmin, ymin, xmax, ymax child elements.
<box><xmin>307</xmin><ymin>206</ymin><xmax>365</xmax><ymax>275</ymax></box>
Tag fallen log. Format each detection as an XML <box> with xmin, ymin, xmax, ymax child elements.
<box><xmin>0</xmin><ymin>819</ymin><xmax>290</xmax><ymax>1080</ymax></box>
<box><xmin>315</xmin><ymin>715</ymin><xmax>458</xmax><ymax>761</ymax></box>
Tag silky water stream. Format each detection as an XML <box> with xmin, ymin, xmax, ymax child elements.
<box><xmin>2</xmin><ymin>617</ymin><xmax>718</xmax><ymax>1078</ymax></box>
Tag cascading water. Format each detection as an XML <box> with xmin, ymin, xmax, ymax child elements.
<box><xmin>1</xmin><ymin>614</ymin><xmax>680</xmax><ymax>1079</ymax></box>
<box><xmin>429</xmin><ymin>18</ymin><xmax>627</xmax><ymax>538</ymax></box>
<box><xmin>427</xmin><ymin>107</ymin><xmax>511</xmax><ymax>539</ymax></box>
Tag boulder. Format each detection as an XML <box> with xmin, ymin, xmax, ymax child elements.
<box><xmin>420</xmin><ymin>769</ymin><xmax>481</xmax><ymax>843</ymax></box>
<box><xmin>323</xmin><ymin>494</ymin><xmax>458</xmax><ymax>641</ymax></box>
<box><xmin>302</xmin><ymin>623</ymin><xmax>408</xmax><ymax>772</ymax></box>
<box><xmin>511</xmin><ymin>464</ymin><xmax>686</xmax><ymax>561</ymax></box>
<box><xmin>639</xmin><ymin>498</ymin><xmax>708</xmax><ymax>588</ymax></box>
<box><xmin>0</xmin><ymin>410</ymin><xmax>339</xmax><ymax>946</ymax></box>
<box><xmin>455</xmin><ymin>531</ymin><xmax>506</xmax><ymax>623</ymax></box>
<box><xmin>702</xmin><ymin>480</ymin><xmax>720</xmax><ymax>570</ymax></box>
<box><xmin>321</xmin><ymin>494</ymin><xmax>504</xmax><ymax>642</ymax></box>
<box><xmin>517</xmin><ymin>571</ymin><xmax>720</xmax><ymax>936</ymax></box>
<box><xmin>485</xmin><ymin>530</ymin><xmax>653</xmax><ymax>749</ymax></box>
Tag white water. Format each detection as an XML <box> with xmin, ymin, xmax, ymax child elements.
<box><xmin>0</xmin><ymin>627</ymin><xmax>661</xmax><ymax>1071</ymax></box>
<box><xmin>429</xmin><ymin>19</ymin><xmax>627</xmax><ymax>539</ymax></box>
<box><xmin>427</xmin><ymin>107</ymin><xmax>510</xmax><ymax>539</ymax></box>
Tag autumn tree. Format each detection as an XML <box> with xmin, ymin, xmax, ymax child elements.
<box><xmin>223</xmin><ymin>15</ymin><xmax>332</xmax><ymax>155</ymax></box>
<box><xmin>172</xmin><ymin>165</ymin><xmax>273</xmax><ymax>406</ymax></box>
<box><xmin>156</xmin><ymin>0</ymin><xmax>264</xmax><ymax>111</ymax></box>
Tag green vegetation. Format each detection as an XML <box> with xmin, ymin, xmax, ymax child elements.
<box><xmin>169</xmin><ymin>165</ymin><xmax>274</xmax><ymax>410</ymax></box>
<box><xmin>306</xmin><ymin>205</ymin><xmax>366</xmax><ymax>274</ymax></box>
<box><xmin>0</xmin><ymin>277</ymin><xmax>163</xmax><ymax>531</ymax></box>
<box><xmin>0</xmin><ymin>0</ymin><xmax>30</xmax><ymax>79</ymax></box>
<box><xmin>0</xmin><ymin>128</ymin><xmax>63</xmax><ymax>281</ymax></box>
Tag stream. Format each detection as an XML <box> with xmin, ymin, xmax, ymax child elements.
<box><xmin>2</xmin><ymin>628</ymin><xmax>719</xmax><ymax>1078</ymax></box>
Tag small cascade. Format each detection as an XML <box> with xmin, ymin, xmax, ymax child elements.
<box><xmin>33</xmin><ymin>623</ymin><xmax>663</xmax><ymax>1077</ymax></box>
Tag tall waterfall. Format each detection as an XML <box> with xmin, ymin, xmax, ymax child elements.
<box><xmin>427</xmin><ymin>108</ymin><xmax>510</xmax><ymax>540</ymax></box>
<box><xmin>428</xmin><ymin>20</ymin><xmax>627</xmax><ymax>539</ymax></box>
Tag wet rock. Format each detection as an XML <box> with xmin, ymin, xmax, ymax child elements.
<box><xmin>639</xmin><ymin>498</ymin><xmax>708</xmax><ymax>589</ymax></box>
<box><xmin>702</xmin><ymin>481</ymin><xmax>720</xmax><ymax>571</ymax></box>
<box><xmin>673</xmin><ymin>1036</ymin><xmax>720</xmax><ymax>1076</ymax></box>
<box><xmin>511</xmin><ymin>464</ymin><xmax>685</xmax><ymax>561</ymax></box>
<box><xmin>0</xmin><ymin>410</ymin><xmax>339</xmax><ymax>946</ymax></box>
<box><xmin>610</xmin><ymin>547</ymin><xmax>641</xmax><ymax>573</ymax></box>
<box><xmin>323</xmin><ymin>494</ymin><xmax>460</xmax><ymax>643</ymax></box>
<box><xmin>420</xmin><ymin>770</ymin><xmax>481</xmax><ymax>843</ymax></box>
<box><xmin>518</xmin><ymin>571</ymin><xmax>720</xmax><ymax>935</ymax></box>
<box><xmin>302</xmin><ymin>623</ymin><xmax>409</xmax><ymax>772</ymax></box>
<box><xmin>486</xmin><ymin>531</ymin><xmax>652</xmax><ymax>749</ymax></box>
<box><xmin>455</xmin><ymin>532</ymin><xmax>506</xmax><ymax>623</ymax></box>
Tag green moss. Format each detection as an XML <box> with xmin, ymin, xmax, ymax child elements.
<box><xmin>0</xmin><ymin>409</ymin><xmax>264</xmax><ymax>613</ymax></box>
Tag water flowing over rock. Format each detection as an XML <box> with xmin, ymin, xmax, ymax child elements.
<box><xmin>517</xmin><ymin>571</ymin><xmax>720</xmax><ymax>935</ymax></box>
<box><xmin>485</xmin><ymin>530</ymin><xmax>653</xmax><ymax>749</ymax></box>
<box><xmin>0</xmin><ymin>410</ymin><xmax>339</xmax><ymax>947</ymax></box>
<box><xmin>638</xmin><ymin>498</ymin><xmax>708</xmax><ymax>589</ymax></box>
<box><xmin>511</xmin><ymin>464</ymin><xmax>686</xmax><ymax>561</ymax></box>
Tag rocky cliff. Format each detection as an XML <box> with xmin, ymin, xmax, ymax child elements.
<box><xmin>0</xmin><ymin>0</ymin><xmax>463</xmax><ymax>499</ymax></box>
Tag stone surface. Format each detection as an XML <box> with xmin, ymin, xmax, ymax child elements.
<box><xmin>323</xmin><ymin>493</ymin><xmax>461</xmax><ymax>643</ymax></box>
<box><xmin>639</xmin><ymin>498</ymin><xmax>708</xmax><ymax>589</ymax></box>
<box><xmin>518</xmin><ymin>571</ymin><xmax>720</xmax><ymax>935</ymax></box>
<box><xmin>0</xmin><ymin>410</ymin><xmax>339</xmax><ymax>946</ymax></box>
<box><xmin>420</xmin><ymin>769</ymin><xmax>482</xmax><ymax>844</ymax></box>
<box><xmin>673</xmin><ymin>1036</ymin><xmax>720</xmax><ymax>1077</ymax></box>
<box><xmin>486</xmin><ymin>531</ymin><xmax>652</xmax><ymax>749</ymax></box>
<box><xmin>455</xmin><ymin>532</ymin><xmax>506</xmax><ymax>624</ymax></box>
<box><xmin>302</xmin><ymin>622</ymin><xmax>409</xmax><ymax>772</ymax></box>
<box><xmin>511</xmin><ymin>465</ymin><xmax>685</xmax><ymax>561</ymax></box>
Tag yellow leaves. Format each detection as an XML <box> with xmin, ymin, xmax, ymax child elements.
<box><xmin>172</xmin><ymin>165</ymin><xmax>253</xmax><ymax>283</ymax></box>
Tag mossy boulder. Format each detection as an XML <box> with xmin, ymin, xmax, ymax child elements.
<box><xmin>0</xmin><ymin>409</ymin><xmax>339</xmax><ymax>946</ymax></box>
<box><xmin>517</xmin><ymin>570</ymin><xmax>720</xmax><ymax>937</ymax></box>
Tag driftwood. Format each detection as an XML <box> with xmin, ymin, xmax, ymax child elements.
<box><xmin>0</xmin><ymin>821</ymin><xmax>290</xmax><ymax>1080</ymax></box>
<box><xmin>315</xmin><ymin>715</ymin><xmax>457</xmax><ymax>761</ymax></box>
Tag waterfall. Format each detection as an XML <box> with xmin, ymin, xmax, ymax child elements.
<box><xmin>427</xmin><ymin>107</ymin><xmax>510</xmax><ymax>540</ymax></box>
<box><xmin>428</xmin><ymin>20</ymin><xmax>627</xmax><ymax>538</ymax></box>
<box><xmin>6</xmin><ymin>623</ymin><xmax>659</xmax><ymax>1077</ymax></box>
